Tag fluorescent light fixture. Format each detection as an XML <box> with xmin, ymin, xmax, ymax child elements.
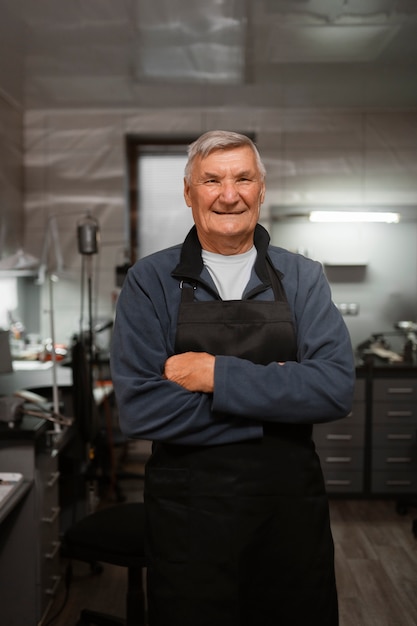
<box><xmin>309</xmin><ymin>211</ymin><xmax>400</xmax><ymax>223</ymax></box>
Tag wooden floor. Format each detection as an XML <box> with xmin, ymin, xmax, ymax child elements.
<box><xmin>332</xmin><ymin>499</ymin><xmax>417</xmax><ymax>626</ymax></box>
<box><xmin>46</xmin><ymin>444</ymin><xmax>417</xmax><ymax>626</ymax></box>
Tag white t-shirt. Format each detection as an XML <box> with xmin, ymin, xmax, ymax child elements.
<box><xmin>201</xmin><ymin>246</ymin><xmax>257</xmax><ymax>300</ymax></box>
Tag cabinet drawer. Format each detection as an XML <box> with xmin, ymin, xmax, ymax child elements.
<box><xmin>317</xmin><ymin>447</ymin><xmax>364</xmax><ymax>470</ymax></box>
<box><xmin>346</xmin><ymin>403</ymin><xmax>365</xmax><ymax>424</ymax></box>
<box><xmin>41</xmin><ymin>506</ymin><xmax>60</xmax><ymax>543</ymax></box>
<box><xmin>372</xmin><ymin>447</ymin><xmax>417</xmax><ymax>470</ymax></box>
<box><xmin>322</xmin><ymin>470</ymin><xmax>363</xmax><ymax>493</ymax></box>
<box><xmin>42</xmin><ymin>539</ymin><xmax>61</xmax><ymax>598</ymax></box>
<box><xmin>37</xmin><ymin>449</ymin><xmax>58</xmax><ymax>477</ymax></box>
<box><xmin>41</xmin><ymin>469</ymin><xmax>60</xmax><ymax>514</ymax></box>
<box><xmin>313</xmin><ymin>424</ymin><xmax>364</xmax><ymax>447</ymax></box>
<box><xmin>373</xmin><ymin>425</ymin><xmax>417</xmax><ymax>447</ymax></box>
<box><xmin>373</xmin><ymin>379</ymin><xmax>417</xmax><ymax>402</ymax></box>
<box><xmin>41</xmin><ymin>572</ymin><xmax>62</xmax><ymax>617</ymax></box>
<box><xmin>371</xmin><ymin>470</ymin><xmax>417</xmax><ymax>494</ymax></box>
<box><xmin>373</xmin><ymin>402</ymin><xmax>417</xmax><ymax>424</ymax></box>
<box><xmin>353</xmin><ymin>379</ymin><xmax>365</xmax><ymax>402</ymax></box>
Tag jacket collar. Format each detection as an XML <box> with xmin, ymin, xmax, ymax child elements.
<box><xmin>171</xmin><ymin>223</ymin><xmax>272</xmax><ymax>286</ymax></box>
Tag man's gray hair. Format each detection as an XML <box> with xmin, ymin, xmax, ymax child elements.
<box><xmin>184</xmin><ymin>130</ymin><xmax>266</xmax><ymax>182</ymax></box>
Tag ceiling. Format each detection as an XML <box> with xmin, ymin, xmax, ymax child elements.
<box><xmin>2</xmin><ymin>0</ymin><xmax>417</xmax><ymax>109</ymax></box>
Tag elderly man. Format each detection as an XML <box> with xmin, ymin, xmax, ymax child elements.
<box><xmin>111</xmin><ymin>130</ymin><xmax>355</xmax><ymax>626</ymax></box>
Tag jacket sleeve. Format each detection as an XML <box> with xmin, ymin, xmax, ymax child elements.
<box><xmin>212</xmin><ymin>256</ymin><xmax>355</xmax><ymax>424</ymax></box>
<box><xmin>110</xmin><ymin>261</ymin><xmax>262</xmax><ymax>445</ymax></box>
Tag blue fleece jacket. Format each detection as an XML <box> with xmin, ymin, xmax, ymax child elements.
<box><xmin>110</xmin><ymin>225</ymin><xmax>355</xmax><ymax>446</ymax></box>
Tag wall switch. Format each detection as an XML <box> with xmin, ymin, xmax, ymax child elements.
<box><xmin>337</xmin><ymin>303</ymin><xmax>348</xmax><ymax>315</ymax></box>
<box><xmin>347</xmin><ymin>302</ymin><xmax>359</xmax><ymax>315</ymax></box>
<box><xmin>336</xmin><ymin>302</ymin><xmax>359</xmax><ymax>316</ymax></box>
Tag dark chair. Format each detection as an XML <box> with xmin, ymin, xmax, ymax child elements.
<box><xmin>62</xmin><ymin>501</ymin><xmax>147</xmax><ymax>625</ymax></box>
<box><xmin>62</xmin><ymin>340</ymin><xmax>148</xmax><ymax>624</ymax></box>
<box><xmin>397</xmin><ymin>494</ymin><xmax>417</xmax><ymax>539</ymax></box>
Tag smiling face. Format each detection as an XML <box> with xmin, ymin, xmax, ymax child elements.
<box><xmin>184</xmin><ymin>145</ymin><xmax>266</xmax><ymax>254</ymax></box>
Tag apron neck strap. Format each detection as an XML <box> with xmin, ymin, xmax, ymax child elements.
<box><xmin>266</xmin><ymin>256</ymin><xmax>287</xmax><ymax>301</ymax></box>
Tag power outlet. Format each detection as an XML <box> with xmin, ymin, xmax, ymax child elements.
<box><xmin>336</xmin><ymin>302</ymin><xmax>359</xmax><ymax>316</ymax></box>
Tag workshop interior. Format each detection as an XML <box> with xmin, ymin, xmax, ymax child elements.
<box><xmin>0</xmin><ymin>1</ymin><xmax>417</xmax><ymax>625</ymax></box>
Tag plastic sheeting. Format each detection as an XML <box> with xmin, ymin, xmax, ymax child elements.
<box><xmin>1</xmin><ymin>0</ymin><xmax>417</xmax><ymax>108</ymax></box>
<box><xmin>19</xmin><ymin>106</ymin><xmax>417</xmax><ymax>347</ymax></box>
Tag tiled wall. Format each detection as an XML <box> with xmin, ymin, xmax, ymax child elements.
<box><xmin>0</xmin><ymin>95</ymin><xmax>23</xmax><ymax>258</ymax></box>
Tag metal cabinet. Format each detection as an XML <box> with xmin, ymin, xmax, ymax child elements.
<box><xmin>371</xmin><ymin>377</ymin><xmax>417</xmax><ymax>495</ymax></box>
<box><xmin>0</xmin><ymin>426</ymin><xmax>61</xmax><ymax>625</ymax></box>
<box><xmin>314</xmin><ymin>379</ymin><xmax>366</xmax><ymax>494</ymax></box>
<box><xmin>37</xmin><ymin>446</ymin><xmax>62</xmax><ymax>619</ymax></box>
<box><xmin>0</xmin><ymin>418</ymin><xmax>79</xmax><ymax>626</ymax></box>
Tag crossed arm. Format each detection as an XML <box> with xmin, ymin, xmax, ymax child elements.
<box><xmin>164</xmin><ymin>352</ymin><xmax>215</xmax><ymax>393</ymax></box>
<box><xmin>164</xmin><ymin>352</ymin><xmax>285</xmax><ymax>394</ymax></box>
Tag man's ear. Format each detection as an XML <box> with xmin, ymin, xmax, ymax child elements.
<box><xmin>184</xmin><ymin>178</ymin><xmax>192</xmax><ymax>207</ymax></box>
<box><xmin>259</xmin><ymin>183</ymin><xmax>266</xmax><ymax>205</ymax></box>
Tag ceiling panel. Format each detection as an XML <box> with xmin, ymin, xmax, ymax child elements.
<box><xmin>0</xmin><ymin>0</ymin><xmax>416</xmax><ymax>108</ymax></box>
<box><xmin>260</xmin><ymin>24</ymin><xmax>400</xmax><ymax>63</ymax></box>
<box><xmin>135</xmin><ymin>0</ymin><xmax>246</xmax><ymax>83</ymax></box>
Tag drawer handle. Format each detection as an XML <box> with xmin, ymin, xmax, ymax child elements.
<box><xmin>387</xmin><ymin>411</ymin><xmax>413</xmax><ymax>417</ymax></box>
<box><xmin>46</xmin><ymin>472</ymin><xmax>59</xmax><ymax>487</ymax></box>
<box><xmin>386</xmin><ymin>457</ymin><xmax>412</xmax><ymax>463</ymax></box>
<box><xmin>325</xmin><ymin>457</ymin><xmax>352</xmax><ymax>463</ymax></box>
<box><xmin>326</xmin><ymin>434</ymin><xmax>352</xmax><ymax>441</ymax></box>
<box><xmin>45</xmin><ymin>541</ymin><xmax>61</xmax><ymax>560</ymax></box>
<box><xmin>387</xmin><ymin>387</ymin><xmax>413</xmax><ymax>394</ymax></box>
<box><xmin>387</xmin><ymin>434</ymin><xmax>413</xmax><ymax>440</ymax></box>
<box><xmin>46</xmin><ymin>575</ymin><xmax>61</xmax><ymax>596</ymax></box>
<box><xmin>42</xmin><ymin>506</ymin><xmax>60</xmax><ymax>524</ymax></box>
<box><xmin>47</xmin><ymin>471</ymin><xmax>60</xmax><ymax>488</ymax></box>
<box><xmin>386</xmin><ymin>480</ymin><xmax>412</xmax><ymax>486</ymax></box>
<box><xmin>326</xmin><ymin>480</ymin><xmax>351</xmax><ymax>486</ymax></box>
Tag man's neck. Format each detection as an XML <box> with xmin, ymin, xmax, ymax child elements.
<box><xmin>198</xmin><ymin>233</ymin><xmax>254</xmax><ymax>256</ymax></box>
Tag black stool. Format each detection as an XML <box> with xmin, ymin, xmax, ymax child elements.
<box><xmin>63</xmin><ymin>501</ymin><xmax>147</xmax><ymax>625</ymax></box>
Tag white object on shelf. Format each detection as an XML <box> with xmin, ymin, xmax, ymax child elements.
<box><xmin>0</xmin><ymin>472</ymin><xmax>24</xmax><ymax>506</ymax></box>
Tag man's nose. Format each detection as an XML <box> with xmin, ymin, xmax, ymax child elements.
<box><xmin>220</xmin><ymin>181</ymin><xmax>239</xmax><ymax>202</ymax></box>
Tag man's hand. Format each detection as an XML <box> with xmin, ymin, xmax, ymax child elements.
<box><xmin>164</xmin><ymin>352</ymin><xmax>215</xmax><ymax>393</ymax></box>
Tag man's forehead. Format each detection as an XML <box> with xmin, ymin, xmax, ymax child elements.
<box><xmin>195</xmin><ymin>146</ymin><xmax>257</xmax><ymax>170</ymax></box>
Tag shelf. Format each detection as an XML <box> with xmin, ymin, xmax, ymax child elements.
<box><xmin>323</xmin><ymin>261</ymin><xmax>368</xmax><ymax>267</ymax></box>
<box><xmin>0</xmin><ymin>270</ymin><xmax>38</xmax><ymax>278</ymax></box>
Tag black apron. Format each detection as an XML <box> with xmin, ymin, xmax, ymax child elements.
<box><xmin>145</xmin><ymin>260</ymin><xmax>338</xmax><ymax>626</ymax></box>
